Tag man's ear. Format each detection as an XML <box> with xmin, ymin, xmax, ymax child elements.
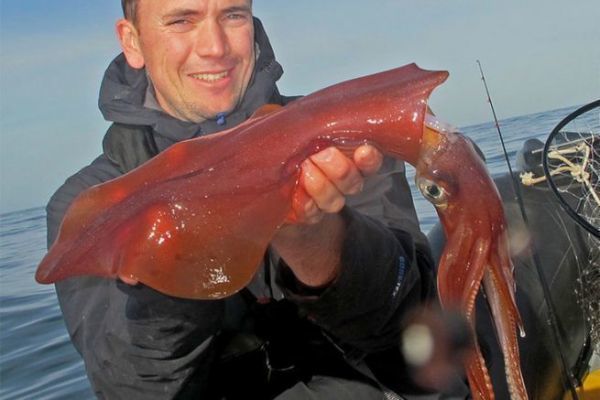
<box><xmin>116</xmin><ymin>19</ymin><xmax>145</xmax><ymax>69</ymax></box>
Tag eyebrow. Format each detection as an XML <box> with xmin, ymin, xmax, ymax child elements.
<box><xmin>222</xmin><ymin>5</ymin><xmax>252</xmax><ymax>14</ymax></box>
<box><xmin>161</xmin><ymin>8</ymin><xmax>201</xmax><ymax>20</ymax></box>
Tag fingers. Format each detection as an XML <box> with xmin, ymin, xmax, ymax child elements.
<box><xmin>119</xmin><ymin>275</ymin><xmax>139</xmax><ymax>285</ymax></box>
<box><xmin>287</xmin><ymin>144</ymin><xmax>383</xmax><ymax>224</ymax></box>
<box><xmin>310</xmin><ymin>147</ymin><xmax>365</xmax><ymax>196</ymax></box>
<box><xmin>302</xmin><ymin>157</ymin><xmax>346</xmax><ymax>213</ymax></box>
<box><xmin>353</xmin><ymin>144</ymin><xmax>383</xmax><ymax>176</ymax></box>
<box><xmin>287</xmin><ymin>184</ymin><xmax>324</xmax><ymax>225</ymax></box>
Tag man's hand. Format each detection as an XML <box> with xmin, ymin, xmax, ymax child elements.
<box><xmin>271</xmin><ymin>144</ymin><xmax>383</xmax><ymax>287</ymax></box>
<box><xmin>289</xmin><ymin>144</ymin><xmax>383</xmax><ymax>224</ymax></box>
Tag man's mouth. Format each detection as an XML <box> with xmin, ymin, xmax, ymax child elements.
<box><xmin>190</xmin><ymin>71</ymin><xmax>229</xmax><ymax>82</ymax></box>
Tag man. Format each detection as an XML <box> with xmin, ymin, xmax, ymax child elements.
<box><xmin>47</xmin><ymin>0</ymin><xmax>436</xmax><ymax>398</ymax></box>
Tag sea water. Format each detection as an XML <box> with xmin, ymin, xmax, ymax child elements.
<box><xmin>0</xmin><ymin>105</ymin><xmax>586</xmax><ymax>399</ymax></box>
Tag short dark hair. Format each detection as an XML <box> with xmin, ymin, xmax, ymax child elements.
<box><xmin>121</xmin><ymin>0</ymin><xmax>138</xmax><ymax>22</ymax></box>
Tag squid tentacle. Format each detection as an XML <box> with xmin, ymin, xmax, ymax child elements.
<box><xmin>462</xmin><ymin>236</ymin><xmax>491</xmax><ymax>320</ymax></box>
<box><xmin>438</xmin><ymin>216</ymin><xmax>497</xmax><ymax>399</ymax></box>
<box><xmin>495</xmin><ymin>231</ymin><xmax>524</xmax><ymax>334</ymax></box>
<box><xmin>484</xmin><ymin>245</ymin><xmax>528</xmax><ymax>400</ymax></box>
<box><xmin>463</xmin><ymin>237</ymin><xmax>495</xmax><ymax>400</ymax></box>
<box><xmin>436</xmin><ymin>217</ymin><xmax>474</xmax><ymax>309</ymax></box>
<box><xmin>466</xmin><ymin>322</ymin><xmax>495</xmax><ymax>400</ymax></box>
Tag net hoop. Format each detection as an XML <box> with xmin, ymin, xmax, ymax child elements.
<box><xmin>542</xmin><ymin>100</ymin><xmax>600</xmax><ymax>239</ymax></box>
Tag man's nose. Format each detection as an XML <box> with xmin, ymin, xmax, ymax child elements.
<box><xmin>195</xmin><ymin>20</ymin><xmax>228</xmax><ymax>58</ymax></box>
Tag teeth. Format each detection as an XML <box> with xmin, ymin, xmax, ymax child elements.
<box><xmin>191</xmin><ymin>71</ymin><xmax>228</xmax><ymax>82</ymax></box>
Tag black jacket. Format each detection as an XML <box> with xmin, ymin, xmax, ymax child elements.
<box><xmin>47</xmin><ymin>18</ymin><xmax>434</xmax><ymax>399</ymax></box>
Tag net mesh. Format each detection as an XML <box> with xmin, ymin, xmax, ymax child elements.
<box><xmin>545</xmin><ymin>104</ymin><xmax>600</xmax><ymax>350</ymax></box>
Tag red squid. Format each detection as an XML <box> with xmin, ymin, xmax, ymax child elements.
<box><xmin>36</xmin><ymin>63</ymin><xmax>527</xmax><ymax>399</ymax></box>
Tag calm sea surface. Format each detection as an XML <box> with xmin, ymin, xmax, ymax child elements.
<box><xmin>0</xmin><ymin>105</ymin><xmax>587</xmax><ymax>399</ymax></box>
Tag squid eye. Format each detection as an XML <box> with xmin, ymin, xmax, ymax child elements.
<box><xmin>425</xmin><ymin>184</ymin><xmax>441</xmax><ymax>198</ymax></box>
<box><xmin>417</xmin><ymin>178</ymin><xmax>448</xmax><ymax>207</ymax></box>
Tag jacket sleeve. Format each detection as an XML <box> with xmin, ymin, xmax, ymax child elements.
<box><xmin>47</xmin><ymin>155</ymin><xmax>224</xmax><ymax>400</ymax></box>
<box><xmin>276</xmin><ymin>157</ymin><xmax>435</xmax><ymax>353</ymax></box>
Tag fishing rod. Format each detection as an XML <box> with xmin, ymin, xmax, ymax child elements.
<box><xmin>476</xmin><ymin>60</ymin><xmax>580</xmax><ymax>400</ymax></box>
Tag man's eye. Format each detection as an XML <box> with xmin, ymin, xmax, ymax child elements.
<box><xmin>225</xmin><ymin>12</ymin><xmax>250</xmax><ymax>24</ymax></box>
<box><xmin>165</xmin><ymin>19</ymin><xmax>195</xmax><ymax>32</ymax></box>
<box><xmin>168</xmin><ymin>19</ymin><xmax>189</xmax><ymax>25</ymax></box>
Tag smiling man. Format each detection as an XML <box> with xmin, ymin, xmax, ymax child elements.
<box><xmin>46</xmin><ymin>0</ymin><xmax>436</xmax><ymax>398</ymax></box>
<box><xmin>117</xmin><ymin>0</ymin><xmax>257</xmax><ymax>122</ymax></box>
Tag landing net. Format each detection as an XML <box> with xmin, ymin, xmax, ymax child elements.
<box><xmin>521</xmin><ymin>100</ymin><xmax>600</xmax><ymax>349</ymax></box>
<box><xmin>546</xmin><ymin>101</ymin><xmax>599</xmax><ymax>349</ymax></box>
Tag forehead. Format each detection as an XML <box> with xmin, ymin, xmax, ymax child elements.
<box><xmin>137</xmin><ymin>0</ymin><xmax>252</xmax><ymax>16</ymax></box>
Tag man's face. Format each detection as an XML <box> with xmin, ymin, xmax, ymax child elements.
<box><xmin>132</xmin><ymin>0</ymin><xmax>255</xmax><ymax>122</ymax></box>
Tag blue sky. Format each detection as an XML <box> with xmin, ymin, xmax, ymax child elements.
<box><xmin>1</xmin><ymin>0</ymin><xmax>598</xmax><ymax>213</ymax></box>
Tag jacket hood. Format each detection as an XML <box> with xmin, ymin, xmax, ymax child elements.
<box><xmin>98</xmin><ymin>17</ymin><xmax>284</xmax><ymax>142</ymax></box>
